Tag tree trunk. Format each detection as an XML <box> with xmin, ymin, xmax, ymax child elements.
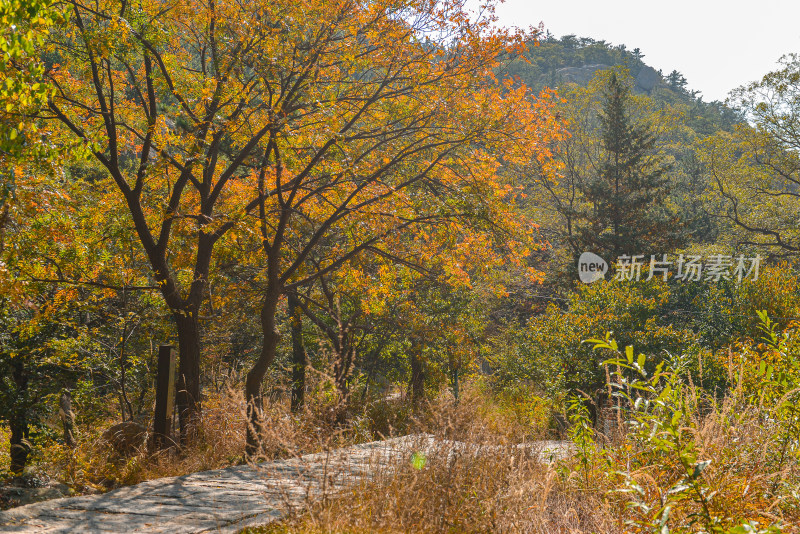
<box><xmin>333</xmin><ymin>347</ymin><xmax>355</xmax><ymax>425</ymax></box>
<box><xmin>9</xmin><ymin>362</ymin><xmax>30</xmax><ymax>475</ymax></box>
<box><xmin>409</xmin><ymin>352</ymin><xmax>425</xmax><ymax>405</ymax></box>
<box><xmin>9</xmin><ymin>418</ymin><xmax>29</xmax><ymax>476</ymax></box>
<box><xmin>245</xmin><ymin>287</ymin><xmax>281</xmax><ymax>458</ymax></box>
<box><xmin>174</xmin><ymin>312</ymin><xmax>202</xmax><ymax>445</ymax></box>
<box><xmin>288</xmin><ymin>293</ymin><xmax>307</xmax><ymax>413</ymax></box>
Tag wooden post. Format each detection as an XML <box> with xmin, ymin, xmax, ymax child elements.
<box><xmin>151</xmin><ymin>344</ymin><xmax>176</xmax><ymax>452</ymax></box>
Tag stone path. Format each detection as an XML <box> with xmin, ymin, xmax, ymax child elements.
<box><xmin>0</xmin><ymin>436</ymin><xmax>570</xmax><ymax>533</ymax></box>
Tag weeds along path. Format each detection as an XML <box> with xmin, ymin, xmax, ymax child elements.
<box><xmin>0</xmin><ymin>436</ymin><xmax>571</xmax><ymax>533</ymax></box>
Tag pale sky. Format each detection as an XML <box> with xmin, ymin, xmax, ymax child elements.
<box><xmin>482</xmin><ymin>0</ymin><xmax>800</xmax><ymax>102</ymax></box>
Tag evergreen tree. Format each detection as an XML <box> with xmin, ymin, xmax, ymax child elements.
<box><xmin>667</xmin><ymin>70</ymin><xmax>689</xmax><ymax>92</ymax></box>
<box><xmin>579</xmin><ymin>74</ymin><xmax>675</xmax><ymax>259</ymax></box>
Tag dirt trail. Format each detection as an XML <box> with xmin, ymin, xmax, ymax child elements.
<box><xmin>0</xmin><ymin>436</ymin><xmax>570</xmax><ymax>533</ymax></box>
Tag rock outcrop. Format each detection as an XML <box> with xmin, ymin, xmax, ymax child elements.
<box><xmin>635</xmin><ymin>65</ymin><xmax>661</xmax><ymax>92</ymax></box>
<box><xmin>554</xmin><ymin>63</ymin><xmax>663</xmax><ymax>94</ymax></box>
<box><xmin>555</xmin><ymin>63</ymin><xmax>611</xmax><ymax>85</ymax></box>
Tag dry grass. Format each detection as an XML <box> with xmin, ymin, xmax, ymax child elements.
<box><xmin>250</xmin><ymin>388</ymin><xmax>615</xmax><ymax>534</ymax></box>
<box><xmin>244</xmin><ymin>382</ymin><xmax>800</xmax><ymax>534</ymax></box>
<box><xmin>34</xmin><ymin>389</ymin><xmax>249</xmax><ymax>491</ymax></box>
<box><xmin>5</xmin><ymin>373</ymin><xmax>800</xmax><ymax>533</ymax></box>
<box><xmin>29</xmin><ymin>376</ymin><xmax>413</xmax><ymax>492</ymax></box>
<box><xmin>259</xmin><ymin>443</ymin><xmax>616</xmax><ymax>534</ymax></box>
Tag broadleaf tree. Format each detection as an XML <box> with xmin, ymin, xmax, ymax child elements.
<box><xmin>703</xmin><ymin>54</ymin><xmax>800</xmax><ymax>257</ymax></box>
<box><xmin>35</xmin><ymin>0</ymin><xmax>318</xmax><ymax>439</ymax></box>
<box><xmin>210</xmin><ymin>0</ymin><xmax>564</xmax><ymax>454</ymax></box>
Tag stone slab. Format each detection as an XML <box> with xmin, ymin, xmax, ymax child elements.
<box><xmin>0</xmin><ymin>435</ymin><xmax>570</xmax><ymax>533</ymax></box>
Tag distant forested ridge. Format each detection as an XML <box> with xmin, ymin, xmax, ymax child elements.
<box><xmin>506</xmin><ymin>34</ymin><xmax>742</xmax><ymax>135</ymax></box>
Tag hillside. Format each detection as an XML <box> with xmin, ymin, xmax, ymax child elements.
<box><xmin>507</xmin><ymin>34</ymin><xmax>742</xmax><ymax>135</ymax></box>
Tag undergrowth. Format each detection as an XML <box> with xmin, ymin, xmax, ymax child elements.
<box><xmin>248</xmin><ymin>323</ymin><xmax>800</xmax><ymax>533</ymax></box>
<box><xmin>4</xmin><ymin>317</ymin><xmax>800</xmax><ymax>533</ymax></box>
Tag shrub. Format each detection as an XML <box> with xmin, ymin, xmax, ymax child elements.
<box><xmin>490</xmin><ymin>278</ymin><xmax>697</xmax><ymax>399</ymax></box>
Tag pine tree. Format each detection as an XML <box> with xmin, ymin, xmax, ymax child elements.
<box><xmin>579</xmin><ymin>73</ymin><xmax>674</xmax><ymax>259</ymax></box>
<box><xmin>667</xmin><ymin>70</ymin><xmax>689</xmax><ymax>92</ymax></box>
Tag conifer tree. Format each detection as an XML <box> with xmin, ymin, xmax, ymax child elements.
<box><xmin>579</xmin><ymin>73</ymin><xmax>673</xmax><ymax>259</ymax></box>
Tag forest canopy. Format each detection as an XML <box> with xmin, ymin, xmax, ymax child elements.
<box><xmin>3</xmin><ymin>2</ymin><xmax>800</xmax><ymax>531</ymax></box>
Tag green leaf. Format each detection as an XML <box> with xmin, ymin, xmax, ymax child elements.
<box><xmin>692</xmin><ymin>459</ymin><xmax>711</xmax><ymax>479</ymax></box>
<box><xmin>410</xmin><ymin>451</ymin><xmax>427</xmax><ymax>470</ymax></box>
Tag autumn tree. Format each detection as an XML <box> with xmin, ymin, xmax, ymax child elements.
<box><xmin>0</xmin><ymin>168</ymin><xmax>172</xmax><ymax>472</ymax></box>
<box><xmin>289</xmin><ymin>225</ymin><xmax>514</xmax><ymax>418</ymax></box>
<box><xmin>0</xmin><ymin>164</ymin><xmax>105</xmax><ymax>474</ymax></box>
<box><xmin>0</xmin><ymin>0</ymin><xmax>93</xmax><ymax>473</ymax></box>
<box><xmin>34</xmin><ymin>0</ymin><xmax>310</xmax><ymax>439</ymax></box>
<box><xmin>24</xmin><ymin>0</ymin><xmax>562</xmax><ymax>455</ymax></box>
<box><xmin>220</xmin><ymin>0</ymin><xmax>562</xmax><ymax>454</ymax></box>
<box><xmin>703</xmin><ymin>54</ymin><xmax>800</xmax><ymax>256</ymax></box>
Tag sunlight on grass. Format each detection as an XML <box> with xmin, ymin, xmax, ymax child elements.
<box><xmin>0</xmin><ymin>425</ymin><xmax>9</xmax><ymax>475</ymax></box>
